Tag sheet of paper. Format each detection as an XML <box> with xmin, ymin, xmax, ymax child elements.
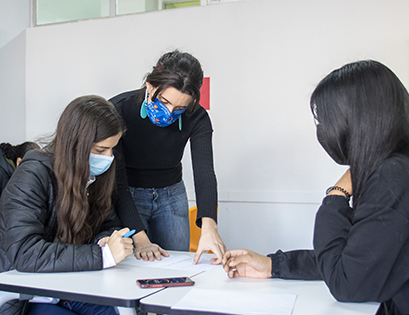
<box><xmin>121</xmin><ymin>254</ymin><xmax>218</xmax><ymax>272</ymax></box>
<box><xmin>171</xmin><ymin>288</ymin><xmax>297</xmax><ymax>315</ymax></box>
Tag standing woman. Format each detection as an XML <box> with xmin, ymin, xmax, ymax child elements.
<box><xmin>223</xmin><ymin>60</ymin><xmax>409</xmax><ymax>315</ymax></box>
<box><xmin>0</xmin><ymin>95</ymin><xmax>133</xmax><ymax>315</ymax></box>
<box><xmin>110</xmin><ymin>50</ymin><xmax>225</xmax><ymax>264</ymax></box>
<box><xmin>0</xmin><ymin>141</ymin><xmax>40</xmax><ymax>196</ymax></box>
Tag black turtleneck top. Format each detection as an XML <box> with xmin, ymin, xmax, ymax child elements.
<box><xmin>110</xmin><ymin>88</ymin><xmax>218</xmax><ymax>232</ymax></box>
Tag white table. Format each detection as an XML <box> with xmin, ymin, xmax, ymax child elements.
<box><xmin>0</xmin><ymin>251</ymin><xmax>381</xmax><ymax>315</ymax></box>
<box><xmin>140</xmin><ymin>265</ymin><xmax>381</xmax><ymax>315</ymax></box>
<box><xmin>0</xmin><ymin>252</ymin><xmax>202</xmax><ymax>313</ymax></box>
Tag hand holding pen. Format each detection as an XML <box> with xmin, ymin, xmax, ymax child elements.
<box><xmin>102</xmin><ymin>228</ymin><xmax>135</xmax><ymax>264</ymax></box>
<box><xmin>123</xmin><ymin>229</ymin><xmax>136</xmax><ymax>238</ymax></box>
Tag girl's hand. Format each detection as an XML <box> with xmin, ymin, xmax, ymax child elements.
<box><xmin>132</xmin><ymin>230</ymin><xmax>169</xmax><ymax>261</ymax></box>
<box><xmin>223</xmin><ymin>249</ymin><xmax>272</xmax><ymax>279</ymax></box>
<box><xmin>98</xmin><ymin>237</ymin><xmax>109</xmax><ymax>248</ymax></box>
<box><xmin>193</xmin><ymin>218</ymin><xmax>226</xmax><ymax>265</ymax></box>
<box><xmin>107</xmin><ymin>228</ymin><xmax>134</xmax><ymax>264</ymax></box>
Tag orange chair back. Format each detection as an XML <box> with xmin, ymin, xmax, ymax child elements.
<box><xmin>189</xmin><ymin>206</ymin><xmax>201</xmax><ymax>252</ymax></box>
<box><xmin>189</xmin><ymin>206</ymin><xmax>218</xmax><ymax>253</ymax></box>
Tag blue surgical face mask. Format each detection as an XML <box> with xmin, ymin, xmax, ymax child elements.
<box><xmin>89</xmin><ymin>153</ymin><xmax>114</xmax><ymax>176</ymax></box>
<box><xmin>140</xmin><ymin>89</ymin><xmax>186</xmax><ymax>130</ymax></box>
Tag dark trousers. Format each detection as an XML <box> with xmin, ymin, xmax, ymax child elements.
<box><xmin>27</xmin><ymin>300</ymin><xmax>118</xmax><ymax>315</ymax></box>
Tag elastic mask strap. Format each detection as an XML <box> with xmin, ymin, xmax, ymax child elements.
<box><xmin>140</xmin><ymin>100</ymin><xmax>148</xmax><ymax>118</ymax></box>
<box><xmin>140</xmin><ymin>89</ymin><xmax>148</xmax><ymax>119</ymax></box>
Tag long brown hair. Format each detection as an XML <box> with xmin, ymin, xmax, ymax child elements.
<box><xmin>50</xmin><ymin>95</ymin><xmax>125</xmax><ymax>244</ymax></box>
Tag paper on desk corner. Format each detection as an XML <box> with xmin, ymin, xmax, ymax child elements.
<box><xmin>120</xmin><ymin>254</ymin><xmax>218</xmax><ymax>272</ymax></box>
<box><xmin>171</xmin><ymin>288</ymin><xmax>297</xmax><ymax>315</ymax></box>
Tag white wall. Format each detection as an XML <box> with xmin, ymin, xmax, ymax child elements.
<box><xmin>4</xmin><ymin>0</ymin><xmax>409</xmax><ymax>254</ymax></box>
<box><xmin>0</xmin><ymin>1</ymin><xmax>30</xmax><ymax>143</ymax></box>
<box><xmin>0</xmin><ymin>1</ymin><xmax>30</xmax><ymax>49</ymax></box>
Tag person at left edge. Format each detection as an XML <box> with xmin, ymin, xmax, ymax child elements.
<box><xmin>0</xmin><ymin>141</ymin><xmax>40</xmax><ymax>197</ymax></box>
<box><xmin>109</xmin><ymin>50</ymin><xmax>225</xmax><ymax>264</ymax></box>
<box><xmin>0</xmin><ymin>95</ymin><xmax>133</xmax><ymax>315</ymax></box>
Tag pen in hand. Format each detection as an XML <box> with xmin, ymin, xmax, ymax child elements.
<box><xmin>123</xmin><ymin>229</ymin><xmax>136</xmax><ymax>238</ymax></box>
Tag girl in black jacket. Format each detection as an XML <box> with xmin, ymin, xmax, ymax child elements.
<box><xmin>223</xmin><ymin>60</ymin><xmax>409</xmax><ymax>315</ymax></box>
<box><xmin>0</xmin><ymin>95</ymin><xmax>133</xmax><ymax>315</ymax></box>
<box><xmin>0</xmin><ymin>141</ymin><xmax>39</xmax><ymax>196</ymax></box>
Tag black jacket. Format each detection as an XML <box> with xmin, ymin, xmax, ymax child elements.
<box><xmin>0</xmin><ymin>148</ymin><xmax>15</xmax><ymax>197</ymax></box>
<box><xmin>269</xmin><ymin>157</ymin><xmax>409</xmax><ymax>315</ymax></box>
<box><xmin>0</xmin><ymin>149</ymin><xmax>122</xmax><ymax>274</ymax></box>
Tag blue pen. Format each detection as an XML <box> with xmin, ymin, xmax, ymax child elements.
<box><xmin>123</xmin><ymin>229</ymin><xmax>136</xmax><ymax>238</ymax></box>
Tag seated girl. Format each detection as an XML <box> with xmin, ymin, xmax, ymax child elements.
<box><xmin>223</xmin><ymin>60</ymin><xmax>409</xmax><ymax>315</ymax></box>
<box><xmin>0</xmin><ymin>141</ymin><xmax>40</xmax><ymax>196</ymax></box>
<box><xmin>0</xmin><ymin>95</ymin><xmax>134</xmax><ymax>315</ymax></box>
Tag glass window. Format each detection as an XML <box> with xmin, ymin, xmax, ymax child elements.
<box><xmin>116</xmin><ymin>0</ymin><xmax>157</xmax><ymax>15</ymax></box>
<box><xmin>34</xmin><ymin>0</ymin><xmax>242</xmax><ymax>26</ymax></box>
<box><xmin>36</xmin><ymin>0</ymin><xmax>110</xmax><ymax>26</ymax></box>
<box><xmin>165</xmin><ymin>1</ymin><xmax>201</xmax><ymax>10</ymax></box>
<box><xmin>116</xmin><ymin>0</ymin><xmax>200</xmax><ymax>16</ymax></box>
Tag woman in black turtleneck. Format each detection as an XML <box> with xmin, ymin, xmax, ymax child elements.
<box><xmin>110</xmin><ymin>50</ymin><xmax>225</xmax><ymax>265</ymax></box>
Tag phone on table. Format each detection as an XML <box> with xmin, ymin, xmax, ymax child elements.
<box><xmin>136</xmin><ymin>277</ymin><xmax>195</xmax><ymax>288</ymax></box>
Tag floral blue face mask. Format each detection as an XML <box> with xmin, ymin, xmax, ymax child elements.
<box><xmin>89</xmin><ymin>153</ymin><xmax>114</xmax><ymax>176</ymax></box>
<box><xmin>140</xmin><ymin>89</ymin><xmax>186</xmax><ymax>130</ymax></box>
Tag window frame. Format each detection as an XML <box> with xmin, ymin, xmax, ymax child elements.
<box><xmin>30</xmin><ymin>0</ymin><xmax>243</xmax><ymax>26</ymax></box>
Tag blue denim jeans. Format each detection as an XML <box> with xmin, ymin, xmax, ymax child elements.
<box><xmin>129</xmin><ymin>180</ymin><xmax>190</xmax><ymax>251</ymax></box>
<box><xmin>27</xmin><ymin>300</ymin><xmax>118</xmax><ymax>315</ymax></box>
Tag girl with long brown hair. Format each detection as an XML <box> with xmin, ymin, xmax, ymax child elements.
<box><xmin>0</xmin><ymin>95</ymin><xmax>133</xmax><ymax>315</ymax></box>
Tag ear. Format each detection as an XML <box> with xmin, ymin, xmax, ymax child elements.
<box><xmin>145</xmin><ymin>82</ymin><xmax>153</xmax><ymax>102</ymax></box>
<box><xmin>145</xmin><ymin>82</ymin><xmax>157</xmax><ymax>102</ymax></box>
<box><xmin>16</xmin><ymin>157</ymin><xmax>22</xmax><ymax>167</ymax></box>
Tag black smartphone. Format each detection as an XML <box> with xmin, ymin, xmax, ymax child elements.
<box><xmin>136</xmin><ymin>276</ymin><xmax>195</xmax><ymax>288</ymax></box>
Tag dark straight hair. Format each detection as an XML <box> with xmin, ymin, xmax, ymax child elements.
<box><xmin>49</xmin><ymin>95</ymin><xmax>125</xmax><ymax>244</ymax></box>
<box><xmin>311</xmin><ymin>60</ymin><xmax>409</xmax><ymax>207</ymax></box>
<box><xmin>144</xmin><ymin>50</ymin><xmax>204</xmax><ymax>113</ymax></box>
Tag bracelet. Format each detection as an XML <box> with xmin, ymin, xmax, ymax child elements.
<box><xmin>326</xmin><ymin>186</ymin><xmax>351</xmax><ymax>201</ymax></box>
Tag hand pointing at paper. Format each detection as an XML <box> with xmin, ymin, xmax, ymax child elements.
<box><xmin>193</xmin><ymin>217</ymin><xmax>226</xmax><ymax>265</ymax></box>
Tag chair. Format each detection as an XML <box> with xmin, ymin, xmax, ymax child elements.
<box><xmin>189</xmin><ymin>206</ymin><xmax>218</xmax><ymax>253</ymax></box>
<box><xmin>189</xmin><ymin>206</ymin><xmax>201</xmax><ymax>252</ymax></box>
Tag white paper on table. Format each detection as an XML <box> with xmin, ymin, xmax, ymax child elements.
<box><xmin>121</xmin><ymin>254</ymin><xmax>218</xmax><ymax>272</ymax></box>
<box><xmin>171</xmin><ymin>288</ymin><xmax>297</xmax><ymax>315</ymax></box>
